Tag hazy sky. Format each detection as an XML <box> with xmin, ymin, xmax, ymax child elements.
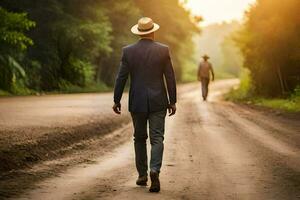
<box><xmin>185</xmin><ymin>0</ymin><xmax>256</xmax><ymax>26</ymax></box>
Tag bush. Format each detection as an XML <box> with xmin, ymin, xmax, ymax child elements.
<box><xmin>292</xmin><ymin>86</ymin><xmax>300</xmax><ymax>99</ymax></box>
<box><xmin>0</xmin><ymin>89</ymin><xmax>11</xmax><ymax>96</ymax></box>
<box><xmin>56</xmin><ymin>81</ymin><xmax>110</xmax><ymax>94</ymax></box>
<box><xmin>227</xmin><ymin>73</ymin><xmax>300</xmax><ymax>112</ymax></box>
<box><xmin>226</xmin><ymin>69</ymin><xmax>254</xmax><ymax>101</ymax></box>
<box><xmin>0</xmin><ymin>7</ymin><xmax>35</xmax><ymax>93</ymax></box>
<box><xmin>62</xmin><ymin>58</ymin><xmax>95</xmax><ymax>88</ymax></box>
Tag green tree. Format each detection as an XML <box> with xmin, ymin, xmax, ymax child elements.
<box><xmin>0</xmin><ymin>7</ymin><xmax>35</xmax><ymax>92</ymax></box>
<box><xmin>1</xmin><ymin>0</ymin><xmax>200</xmax><ymax>93</ymax></box>
<box><xmin>98</xmin><ymin>0</ymin><xmax>140</xmax><ymax>86</ymax></box>
<box><xmin>1</xmin><ymin>0</ymin><xmax>112</xmax><ymax>90</ymax></box>
<box><xmin>236</xmin><ymin>0</ymin><xmax>300</xmax><ymax>96</ymax></box>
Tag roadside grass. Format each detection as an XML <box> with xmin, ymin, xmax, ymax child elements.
<box><xmin>226</xmin><ymin>70</ymin><xmax>300</xmax><ymax>113</ymax></box>
<box><xmin>0</xmin><ymin>90</ymin><xmax>11</xmax><ymax>96</ymax></box>
<box><xmin>0</xmin><ymin>87</ymin><xmax>34</xmax><ymax>96</ymax></box>
<box><xmin>227</xmin><ymin>89</ymin><xmax>300</xmax><ymax>113</ymax></box>
<box><xmin>0</xmin><ymin>83</ymin><xmax>112</xmax><ymax>97</ymax></box>
<box><xmin>252</xmin><ymin>97</ymin><xmax>300</xmax><ymax>112</ymax></box>
<box><xmin>52</xmin><ymin>83</ymin><xmax>112</xmax><ymax>94</ymax></box>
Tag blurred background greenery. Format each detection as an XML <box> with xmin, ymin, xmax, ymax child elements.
<box><xmin>225</xmin><ymin>0</ymin><xmax>300</xmax><ymax>112</ymax></box>
<box><xmin>0</xmin><ymin>0</ymin><xmax>299</xmax><ymax>112</ymax></box>
<box><xmin>0</xmin><ymin>0</ymin><xmax>198</xmax><ymax>95</ymax></box>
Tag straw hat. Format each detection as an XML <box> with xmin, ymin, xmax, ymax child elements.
<box><xmin>131</xmin><ymin>17</ymin><xmax>160</xmax><ymax>35</ymax></box>
<box><xmin>202</xmin><ymin>54</ymin><xmax>210</xmax><ymax>59</ymax></box>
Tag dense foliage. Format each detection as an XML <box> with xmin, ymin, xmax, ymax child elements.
<box><xmin>0</xmin><ymin>7</ymin><xmax>35</xmax><ymax>93</ymax></box>
<box><xmin>236</xmin><ymin>0</ymin><xmax>300</xmax><ymax>96</ymax></box>
<box><xmin>0</xmin><ymin>1</ymin><xmax>198</xmax><ymax>94</ymax></box>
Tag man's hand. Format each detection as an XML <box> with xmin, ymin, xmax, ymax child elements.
<box><xmin>113</xmin><ymin>103</ymin><xmax>121</xmax><ymax>114</ymax></box>
<box><xmin>198</xmin><ymin>76</ymin><xmax>201</xmax><ymax>82</ymax></box>
<box><xmin>168</xmin><ymin>104</ymin><xmax>177</xmax><ymax>116</ymax></box>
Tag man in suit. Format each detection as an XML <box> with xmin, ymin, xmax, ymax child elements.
<box><xmin>198</xmin><ymin>54</ymin><xmax>215</xmax><ymax>101</ymax></box>
<box><xmin>113</xmin><ymin>17</ymin><xmax>177</xmax><ymax>193</ymax></box>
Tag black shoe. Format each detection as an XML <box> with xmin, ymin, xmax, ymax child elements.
<box><xmin>136</xmin><ymin>175</ymin><xmax>148</xmax><ymax>186</ymax></box>
<box><xmin>149</xmin><ymin>171</ymin><xmax>160</xmax><ymax>192</ymax></box>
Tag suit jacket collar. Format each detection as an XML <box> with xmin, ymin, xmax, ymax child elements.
<box><xmin>139</xmin><ymin>38</ymin><xmax>154</xmax><ymax>42</ymax></box>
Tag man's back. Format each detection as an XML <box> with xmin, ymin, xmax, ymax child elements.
<box><xmin>114</xmin><ymin>38</ymin><xmax>176</xmax><ymax>113</ymax></box>
<box><xmin>113</xmin><ymin>17</ymin><xmax>176</xmax><ymax>193</ymax></box>
<box><xmin>198</xmin><ymin>61</ymin><xmax>213</xmax><ymax>78</ymax></box>
<box><xmin>124</xmin><ymin>39</ymin><xmax>169</xmax><ymax>86</ymax></box>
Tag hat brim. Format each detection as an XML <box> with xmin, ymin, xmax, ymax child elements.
<box><xmin>131</xmin><ymin>23</ymin><xmax>160</xmax><ymax>35</ymax></box>
<box><xmin>202</xmin><ymin>56</ymin><xmax>210</xmax><ymax>59</ymax></box>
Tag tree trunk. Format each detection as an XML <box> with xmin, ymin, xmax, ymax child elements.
<box><xmin>276</xmin><ymin>64</ymin><xmax>285</xmax><ymax>95</ymax></box>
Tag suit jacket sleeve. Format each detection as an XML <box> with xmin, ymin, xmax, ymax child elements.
<box><xmin>164</xmin><ymin>47</ymin><xmax>177</xmax><ymax>105</ymax></box>
<box><xmin>114</xmin><ymin>48</ymin><xmax>129</xmax><ymax>104</ymax></box>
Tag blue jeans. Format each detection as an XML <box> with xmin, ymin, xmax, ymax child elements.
<box><xmin>131</xmin><ymin>110</ymin><xmax>167</xmax><ymax>176</ymax></box>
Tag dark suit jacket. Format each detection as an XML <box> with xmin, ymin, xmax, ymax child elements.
<box><xmin>114</xmin><ymin>39</ymin><xmax>177</xmax><ymax>113</ymax></box>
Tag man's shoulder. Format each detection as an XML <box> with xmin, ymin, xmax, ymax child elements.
<box><xmin>122</xmin><ymin>41</ymin><xmax>169</xmax><ymax>53</ymax></box>
<box><xmin>154</xmin><ymin>41</ymin><xmax>169</xmax><ymax>50</ymax></box>
<box><xmin>123</xmin><ymin>43</ymin><xmax>138</xmax><ymax>51</ymax></box>
<box><xmin>200</xmin><ymin>61</ymin><xmax>212</xmax><ymax>65</ymax></box>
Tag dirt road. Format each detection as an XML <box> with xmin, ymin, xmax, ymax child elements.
<box><xmin>3</xmin><ymin>80</ymin><xmax>300</xmax><ymax>200</ymax></box>
<box><xmin>0</xmin><ymin>92</ymin><xmax>131</xmax><ymax>173</ymax></box>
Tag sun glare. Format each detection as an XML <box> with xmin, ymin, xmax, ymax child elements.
<box><xmin>184</xmin><ymin>0</ymin><xmax>256</xmax><ymax>26</ymax></box>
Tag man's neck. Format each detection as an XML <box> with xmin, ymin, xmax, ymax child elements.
<box><xmin>140</xmin><ymin>36</ymin><xmax>154</xmax><ymax>41</ymax></box>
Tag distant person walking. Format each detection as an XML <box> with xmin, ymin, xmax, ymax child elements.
<box><xmin>198</xmin><ymin>55</ymin><xmax>215</xmax><ymax>101</ymax></box>
<box><xmin>113</xmin><ymin>17</ymin><xmax>177</xmax><ymax>193</ymax></box>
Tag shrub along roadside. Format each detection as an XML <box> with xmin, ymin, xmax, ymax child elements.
<box><xmin>251</xmin><ymin>97</ymin><xmax>300</xmax><ymax>113</ymax></box>
<box><xmin>226</xmin><ymin>71</ymin><xmax>300</xmax><ymax>113</ymax></box>
<box><xmin>0</xmin><ymin>83</ymin><xmax>111</xmax><ymax>96</ymax></box>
